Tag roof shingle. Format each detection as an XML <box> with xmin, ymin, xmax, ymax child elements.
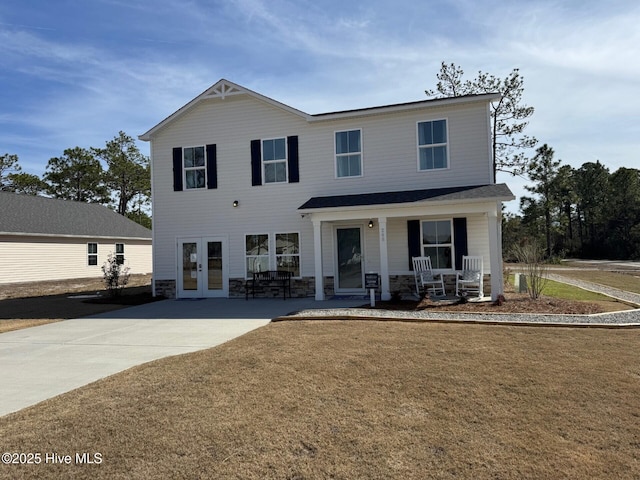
<box><xmin>298</xmin><ymin>184</ymin><xmax>515</xmax><ymax>210</ymax></box>
<box><xmin>0</xmin><ymin>192</ymin><xmax>152</xmax><ymax>239</ymax></box>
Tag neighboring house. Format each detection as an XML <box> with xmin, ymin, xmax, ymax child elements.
<box><xmin>140</xmin><ymin>79</ymin><xmax>514</xmax><ymax>301</ymax></box>
<box><xmin>0</xmin><ymin>192</ymin><xmax>152</xmax><ymax>284</ymax></box>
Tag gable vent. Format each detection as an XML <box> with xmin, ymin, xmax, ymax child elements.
<box><xmin>205</xmin><ymin>81</ymin><xmax>243</xmax><ymax>100</ymax></box>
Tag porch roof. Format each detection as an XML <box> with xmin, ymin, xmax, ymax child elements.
<box><xmin>298</xmin><ymin>183</ymin><xmax>514</xmax><ymax>212</ymax></box>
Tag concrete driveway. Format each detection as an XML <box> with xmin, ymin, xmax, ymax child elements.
<box><xmin>0</xmin><ymin>297</ymin><xmax>361</xmax><ymax>417</ymax></box>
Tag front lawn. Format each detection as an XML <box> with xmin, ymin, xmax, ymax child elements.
<box><xmin>1</xmin><ymin>321</ymin><xmax>638</xmax><ymax>479</ymax></box>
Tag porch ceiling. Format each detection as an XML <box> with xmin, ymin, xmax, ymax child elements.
<box><xmin>298</xmin><ymin>184</ymin><xmax>515</xmax><ymax>213</ymax></box>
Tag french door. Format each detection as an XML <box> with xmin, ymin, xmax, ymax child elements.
<box><xmin>178</xmin><ymin>236</ymin><xmax>228</xmax><ymax>298</ymax></box>
<box><xmin>335</xmin><ymin>226</ymin><xmax>364</xmax><ymax>293</ymax></box>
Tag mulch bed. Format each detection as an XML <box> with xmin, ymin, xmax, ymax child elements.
<box><xmin>84</xmin><ymin>291</ymin><xmax>164</xmax><ymax>306</ymax></box>
<box><xmin>369</xmin><ymin>293</ymin><xmax>605</xmax><ymax>315</ymax></box>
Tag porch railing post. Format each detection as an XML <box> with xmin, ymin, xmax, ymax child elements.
<box><xmin>312</xmin><ymin>218</ymin><xmax>324</xmax><ymax>300</ymax></box>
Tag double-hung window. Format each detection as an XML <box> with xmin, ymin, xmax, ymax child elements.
<box><xmin>335</xmin><ymin>129</ymin><xmax>362</xmax><ymax>177</ymax></box>
<box><xmin>418</xmin><ymin>119</ymin><xmax>448</xmax><ymax>170</ymax></box>
<box><xmin>245</xmin><ymin>233</ymin><xmax>301</xmax><ymax>277</ymax></box>
<box><xmin>115</xmin><ymin>243</ymin><xmax>125</xmax><ymax>265</ymax></box>
<box><xmin>262</xmin><ymin>138</ymin><xmax>287</xmax><ymax>183</ymax></box>
<box><xmin>421</xmin><ymin>220</ymin><xmax>452</xmax><ymax>269</ymax></box>
<box><xmin>275</xmin><ymin>233</ymin><xmax>300</xmax><ymax>277</ymax></box>
<box><xmin>245</xmin><ymin>234</ymin><xmax>270</xmax><ymax>276</ymax></box>
<box><xmin>88</xmin><ymin>243</ymin><xmax>98</xmax><ymax>266</ymax></box>
<box><xmin>183</xmin><ymin>146</ymin><xmax>206</xmax><ymax>189</ymax></box>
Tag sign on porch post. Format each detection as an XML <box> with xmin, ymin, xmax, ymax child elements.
<box><xmin>365</xmin><ymin>273</ymin><xmax>379</xmax><ymax>307</ymax></box>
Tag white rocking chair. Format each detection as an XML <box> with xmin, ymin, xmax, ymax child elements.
<box><xmin>412</xmin><ymin>256</ymin><xmax>445</xmax><ymax>297</ymax></box>
<box><xmin>455</xmin><ymin>255</ymin><xmax>483</xmax><ymax>298</ymax></box>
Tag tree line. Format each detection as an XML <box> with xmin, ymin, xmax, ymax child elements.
<box><xmin>505</xmin><ymin>149</ymin><xmax>640</xmax><ymax>260</ymax></box>
<box><xmin>0</xmin><ymin>132</ymin><xmax>151</xmax><ymax>228</ymax></box>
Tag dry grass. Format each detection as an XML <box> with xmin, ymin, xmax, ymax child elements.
<box><xmin>1</xmin><ymin>321</ymin><xmax>639</xmax><ymax>479</ymax></box>
<box><xmin>0</xmin><ymin>319</ymin><xmax>63</xmax><ymax>334</ymax></box>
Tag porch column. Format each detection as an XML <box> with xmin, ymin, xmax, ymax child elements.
<box><xmin>378</xmin><ymin>216</ymin><xmax>391</xmax><ymax>301</ymax></box>
<box><xmin>487</xmin><ymin>207</ymin><xmax>503</xmax><ymax>301</ymax></box>
<box><xmin>312</xmin><ymin>218</ymin><xmax>324</xmax><ymax>300</ymax></box>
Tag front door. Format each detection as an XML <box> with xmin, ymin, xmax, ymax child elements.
<box><xmin>335</xmin><ymin>226</ymin><xmax>364</xmax><ymax>293</ymax></box>
<box><xmin>178</xmin><ymin>237</ymin><xmax>228</xmax><ymax>298</ymax></box>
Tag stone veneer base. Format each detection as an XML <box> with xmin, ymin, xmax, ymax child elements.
<box><xmin>155</xmin><ymin>274</ymin><xmax>491</xmax><ymax>300</ymax></box>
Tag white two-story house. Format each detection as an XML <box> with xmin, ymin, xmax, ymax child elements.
<box><xmin>140</xmin><ymin>79</ymin><xmax>514</xmax><ymax>301</ymax></box>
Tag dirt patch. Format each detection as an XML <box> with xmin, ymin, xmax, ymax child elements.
<box><xmin>0</xmin><ymin>275</ymin><xmax>160</xmax><ymax>334</ymax></box>
<box><xmin>0</xmin><ymin>274</ymin><xmax>153</xmax><ymax>301</ymax></box>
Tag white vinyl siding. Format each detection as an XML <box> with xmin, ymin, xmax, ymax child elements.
<box><xmin>149</xmin><ymin>95</ymin><xmax>495</xmax><ymax>282</ymax></box>
<box><xmin>0</xmin><ymin>236</ymin><xmax>152</xmax><ymax>284</ymax></box>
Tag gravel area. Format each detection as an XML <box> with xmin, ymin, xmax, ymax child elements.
<box><xmin>283</xmin><ymin>274</ymin><xmax>640</xmax><ymax>326</ymax></box>
<box><xmin>284</xmin><ymin>307</ymin><xmax>640</xmax><ymax>326</ymax></box>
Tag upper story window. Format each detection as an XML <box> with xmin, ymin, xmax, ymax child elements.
<box><xmin>262</xmin><ymin>138</ymin><xmax>287</xmax><ymax>183</ymax></box>
<box><xmin>251</xmin><ymin>136</ymin><xmax>298</xmax><ymax>186</ymax></box>
<box><xmin>172</xmin><ymin>144</ymin><xmax>216</xmax><ymax>192</ymax></box>
<box><xmin>335</xmin><ymin>129</ymin><xmax>362</xmax><ymax>178</ymax></box>
<box><xmin>417</xmin><ymin>119</ymin><xmax>448</xmax><ymax>171</ymax></box>
<box><xmin>183</xmin><ymin>146</ymin><xmax>206</xmax><ymax>189</ymax></box>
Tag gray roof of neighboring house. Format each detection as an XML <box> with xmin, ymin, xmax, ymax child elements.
<box><xmin>0</xmin><ymin>192</ymin><xmax>152</xmax><ymax>239</ymax></box>
<box><xmin>298</xmin><ymin>184</ymin><xmax>515</xmax><ymax>210</ymax></box>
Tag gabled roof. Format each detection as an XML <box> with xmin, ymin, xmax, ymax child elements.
<box><xmin>139</xmin><ymin>79</ymin><xmax>311</xmax><ymax>141</ymax></box>
<box><xmin>139</xmin><ymin>79</ymin><xmax>500</xmax><ymax>141</ymax></box>
<box><xmin>0</xmin><ymin>192</ymin><xmax>152</xmax><ymax>240</ymax></box>
<box><xmin>298</xmin><ymin>184</ymin><xmax>514</xmax><ymax>212</ymax></box>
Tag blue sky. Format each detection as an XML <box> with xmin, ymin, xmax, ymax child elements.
<box><xmin>1</xmin><ymin>0</ymin><xmax>638</xmax><ymax>212</ymax></box>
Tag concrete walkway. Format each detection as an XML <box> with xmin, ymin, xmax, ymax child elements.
<box><xmin>0</xmin><ymin>297</ymin><xmax>363</xmax><ymax>417</ymax></box>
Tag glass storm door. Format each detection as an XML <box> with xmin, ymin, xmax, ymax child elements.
<box><xmin>336</xmin><ymin>227</ymin><xmax>364</xmax><ymax>292</ymax></box>
<box><xmin>178</xmin><ymin>237</ymin><xmax>228</xmax><ymax>298</ymax></box>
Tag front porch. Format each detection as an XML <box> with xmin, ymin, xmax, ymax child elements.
<box><xmin>298</xmin><ymin>184</ymin><xmax>514</xmax><ymax>302</ymax></box>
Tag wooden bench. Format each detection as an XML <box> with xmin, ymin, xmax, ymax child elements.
<box><xmin>245</xmin><ymin>270</ymin><xmax>293</xmax><ymax>300</ymax></box>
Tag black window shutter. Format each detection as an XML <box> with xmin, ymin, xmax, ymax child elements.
<box><xmin>172</xmin><ymin>147</ymin><xmax>183</xmax><ymax>191</ymax></box>
<box><xmin>206</xmin><ymin>144</ymin><xmax>217</xmax><ymax>189</ymax></box>
<box><xmin>287</xmin><ymin>135</ymin><xmax>299</xmax><ymax>183</ymax></box>
<box><xmin>453</xmin><ymin>217</ymin><xmax>468</xmax><ymax>270</ymax></box>
<box><xmin>250</xmin><ymin>140</ymin><xmax>262</xmax><ymax>186</ymax></box>
<box><xmin>407</xmin><ymin>220</ymin><xmax>421</xmax><ymax>270</ymax></box>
